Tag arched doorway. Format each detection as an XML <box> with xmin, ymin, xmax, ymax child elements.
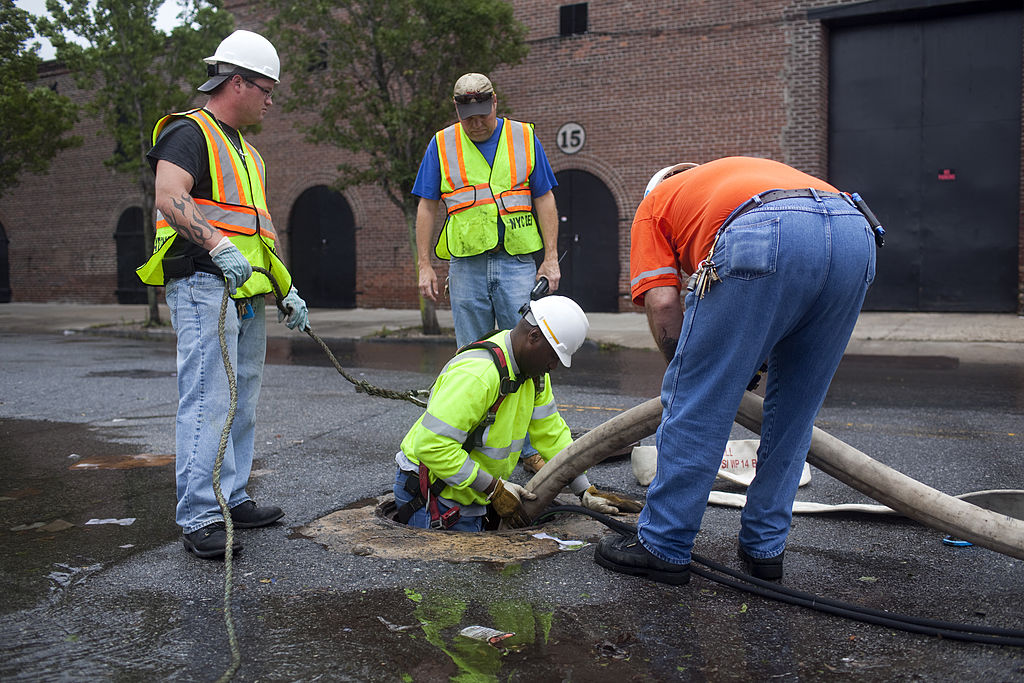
<box><xmin>289</xmin><ymin>185</ymin><xmax>357</xmax><ymax>308</ymax></box>
<box><xmin>114</xmin><ymin>207</ymin><xmax>147</xmax><ymax>304</ymax></box>
<box><xmin>0</xmin><ymin>220</ymin><xmax>10</xmax><ymax>303</ymax></box>
<box><xmin>551</xmin><ymin>170</ymin><xmax>620</xmax><ymax>312</ymax></box>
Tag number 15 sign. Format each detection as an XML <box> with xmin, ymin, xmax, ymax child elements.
<box><xmin>556</xmin><ymin>122</ymin><xmax>586</xmax><ymax>155</ymax></box>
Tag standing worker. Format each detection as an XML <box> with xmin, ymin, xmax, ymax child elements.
<box><xmin>414</xmin><ymin>72</ymin><xmax>563</xmax><ymax>473</ymax></box>
<box><xmin>137</xmin><ymin>30</ymin><xmax>310</xmax><ymax>559</ymax></box>
<box><xmin>393</xmin><ymin>296</ymin><xmax>642</xmax><ymax>531</ymax></box>
<box><xmin>596</xmin><ymin>156</ymin><xmax>878</xmax><ymax>584</ymax></box>
<box><xmin>414</xmin><ymin>72</ymin><xmax>562</xmax><ymax>347</ymax></box>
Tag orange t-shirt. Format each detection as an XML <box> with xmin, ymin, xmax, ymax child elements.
<box><xmin>629</xmin><ymin>156</ymin><xmax>838</xmax><ymax>305</ymax></box>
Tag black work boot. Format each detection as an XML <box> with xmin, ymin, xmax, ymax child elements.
<box><xmin>738</xmin><ymin>546</ymin><xmax>785</xmax><ymax>580</ymax></box>
<box><xmin>230</xmin><ymin>500</ymin><xmax>284</xmax><ymax>528</ymax></box>
<box><xmin>182</xmin><ymin>522</ymin><xmax>242</xmax><ymax>559</ymax></box>
<box><xmin>595</xmin><ymin>533</ymin><xmax>691</xmax><ymax>585</ymax></box>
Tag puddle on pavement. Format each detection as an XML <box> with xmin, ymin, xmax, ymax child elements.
<box><xmin>0</xmin><ymin>418</ymin><xmax>179</xmax><ymax>614</ymax></box>
<box><xmin>297</xmin><ymin>494</ymin><xmax>623</xmax><ymax>563</ymax></box>
<box><xmin>266</xmin><ymin>336</ymin><xmax>668</xmax><ymax>396</ymax></box>
<box><xmin>69</xmin><ymin>453</ymin><xmax>175</xmax><ymax>470</ymax></box>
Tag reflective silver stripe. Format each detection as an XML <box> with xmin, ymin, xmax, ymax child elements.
<box><xmin>442</xmin><ymin>456</ymin><xmax>478</xmax><ymax>487</ymax></box>
<box><xmin>439</xmin><ymin>125</ymin><xmax>466</xmax><ymax>190</ymax></box>
<box><xmin>506</xmin><ymin>121</ymin><xmax>531</xmax><ymax>187</ymax></box>
<box><xmin>421</xmin><ymin>413</ymin><xmax>469</xmax><ymax>442</ymax></box>
<box><xmin>476</xmin><ymin>443</ymin><xmax>513</xmax><ymax>460</ymax></box>
<box><xmin>440</xmin><ymin>348</ymin><xmax>493</xmax><ymax>374</ymax></box>
<box><xmin>631</xmin><ymin>266</ymin><xmax>680</xmax><ymax>287</ymax></box>
<box><xmin>532</xmin><ymin>401</ymin><xmax>558</xmax><ymax>420</ymax></box>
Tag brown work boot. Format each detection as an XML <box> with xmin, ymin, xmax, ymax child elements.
<box><xmin>521</xmin><ymin>453</ymin><xmax>547</xmax><ymax>473</ymax></box>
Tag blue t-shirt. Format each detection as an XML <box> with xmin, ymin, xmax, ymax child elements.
<box><xmin>412</xmin><ymin>118</ymin><xmax>557</xmax><ymax>201</ymax></box>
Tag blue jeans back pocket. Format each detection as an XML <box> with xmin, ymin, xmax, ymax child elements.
<box><xmin>719</xmin><ymin>217</ymin><xmax>779</xmax><ymax>280</ymax></box>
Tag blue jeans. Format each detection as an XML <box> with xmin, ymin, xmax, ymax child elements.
<box><xmin>166</xmin><ymin>272</ymin><xmax>266</xmax><ymax>533</ymax></box>
<box><xmin>448</xmin><ymin>250</ymin><xmax>537</xmax><ymax>347</ymax></box>
<box><xmin>637</xmin><ymin>196</ymin><xmax>876</xmax><ymax>565</ymax></box>
<box><xmin>392</xmin><ymin>469</ymin><xmax>485</xmax><ymax>532</ymax></box>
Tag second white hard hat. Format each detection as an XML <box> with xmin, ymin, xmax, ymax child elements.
<box><xmin>643</xmin><ymin>162</ymin><xmax>699</xmax><ymax>198</ymax></box>
<box><xmin>525</xmin><ymin>296</ymin><xmax>590</xmax><ymax>367</ymax></box>
<box><xmin>198</xmin><ymin>30</ymin><xmax>280</xmax><ymax>92</ymax></box>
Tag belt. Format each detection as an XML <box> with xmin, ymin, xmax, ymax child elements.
<box><xmin>727</xmin><ymin>188</ymin><xmax>851</xmax><ymax>226</ymax></box>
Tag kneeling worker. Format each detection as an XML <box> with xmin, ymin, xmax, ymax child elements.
<box><xmin>393</xmin><ymin>295</ymin><xmax>640</xmax><ymax>531</ymax></box>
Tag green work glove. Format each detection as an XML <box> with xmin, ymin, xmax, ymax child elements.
<box><xmin>581</xmin><ymin>485</ymin><xmax>644</xmax><ymax>514</ymax></box>
<box><xmin>488</xmin><ymin>479</ymin><xmax>536</xmax><ymax>528</ymax></box>
<box><xmin>279</xmin><ymin>286</ymin><xmax>309</xmax><ymax>332</ymax></box>
<box><xmin>209</xmin><ymin>238</ymin><xmax>252</xmax><ymax>296</ymax></box>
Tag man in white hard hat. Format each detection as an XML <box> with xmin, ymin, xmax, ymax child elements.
<box><xmin>595</xmin><ymin>156</ymin><xmax>878</xmax><ymax>584</ymax></box>
<box><xmin>392</xmin><ymin>295</ymin><xmax>641</xmax><ymax>531</ymax></box>
<box><xmin>138</xmin><ymin>30</ymin><xmax>311</xmax><ymax>559</ymax></box>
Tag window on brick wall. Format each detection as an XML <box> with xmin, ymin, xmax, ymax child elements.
<box><xmin>560</xmin><ymin>3</ymin><xmax>588</xmax><ymax>36</ymax></box>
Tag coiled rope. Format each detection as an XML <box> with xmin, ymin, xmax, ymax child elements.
<box><xmin>252</xmin><ymin>267</ymin><xmax>427</xmax><ymax>408</ymax></box>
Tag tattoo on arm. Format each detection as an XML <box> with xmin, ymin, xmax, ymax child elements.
<box><xmin>659</xmin><ymin>335</ymin><xmax>678</xmax><ymax>363</ymax></box>
<box><xmin>166</xmin><ymin>192</ymin><xmax>217</xmax><ymax>247</ymax></box>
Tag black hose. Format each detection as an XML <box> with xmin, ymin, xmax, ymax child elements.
<box><xmin>534</xmin><ymin>505</ymin><xmax>1024</xmax><ymax>647</ymax></box>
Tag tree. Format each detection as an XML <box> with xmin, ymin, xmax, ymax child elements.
<box><xmin>263</xmin><ymin>0</ymin><xmax>529</xmax><ymax>334</ymax></box>
<box><xmin>36</xmin><ymin>0</ymin><xmax>233</xmax><ymax>325</ymax></box>
<box><xmin>0</xmin><ymin>0</ymin><xmax>80</xmax><ymax>200</ymax></box>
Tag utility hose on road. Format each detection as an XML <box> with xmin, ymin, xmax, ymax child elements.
<box><xmin>522</xmin><ymin>393</ymin><xmax>1024</xmax><ymax>561</ymax></box>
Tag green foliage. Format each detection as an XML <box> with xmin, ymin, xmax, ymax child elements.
<box><xmin>0</xmin><ymin>0</ymin><xmax>80</xmax><ymax>199</ymax></box>
<box><xmin>263</xmin><ymin>0</ymin><xmax>529</xmax><ymax>217</ymax></box>
<box><xmin>35</xmin><ymin>0</ymin><xmax>233</xmax><ymax>177</ymax></box>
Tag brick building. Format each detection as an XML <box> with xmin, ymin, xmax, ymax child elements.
<box><xmin>2</xmin><ymin>0</ymin><xmax>1021</xmax><ymax>313</ymax></box>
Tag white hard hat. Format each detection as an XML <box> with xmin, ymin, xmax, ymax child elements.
<box><xmin>198</xmin><ymin>30</ymin><xmax>280</xmax><ymax>92</ymax></box>
<box><xmin>524</xmin><ymin>296</ymin><xmax>590</xmax><ymax>367</ymax></box>
<box><xmin>643</xmin><ymin>162</ymin><xmax>699</xmax><ymax>198</ymax></box>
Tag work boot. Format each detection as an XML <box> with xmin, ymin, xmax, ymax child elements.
<box><xmin>594</xmin><ymin>533</ymin><xmax>690</xmax><ymax>585</ymax></box>
<box><xmin>738</xmin><ymin>546</ymin><xmax>785</xmax><ymax>580</ymax></box>
<box><xmin>230</xmin><ymin>500</ymin><xmax>284</xmax><ymax>528</ymax></box>
<box><xmin>520</xmin><ymin>453</ymin><xmax>547</xmax><ymax>474</ymax></box>
<box><xmin>183</xmin><ymin>522</ymin><xmax>242</xmax><ymax>559</ymax></box>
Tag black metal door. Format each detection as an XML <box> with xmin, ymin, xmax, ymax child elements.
<box><xmin>114</xmin><ymin>207</ymin><xmax>147</xmax><ymax>304</ymax></box>
<box><xmin>551</xmin><ymin>170</ymin><xmax>620</xmax><ymax>312</ymax></box>
<box><xmin>0</xmin><ymin>220</ymin><xmax>10</xmax><ymax>303</ymax></box>
<box><xmin>829</xmin><ymin>7</ymin><xmax>1022</xmax><ymax>311</ymax></box>
<box><xmin>288</xmin><ymin>185</ymin><xmax>356</xmax><ymax>308</ymax></box>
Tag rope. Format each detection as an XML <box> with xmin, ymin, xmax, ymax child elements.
<box><xmin>252</xmin><ymin>267</ymin><xmax>427</xmax><ymax>408</ymax></box>
<box><xmin>536</xmin><ymin>506</ymin><xmax>1024</xmax><ymax>647</ymax></box>
<box><xmin>214</xmin><ymin>285</ymin><xmax>241</xmax><ymax>682</ymax></box>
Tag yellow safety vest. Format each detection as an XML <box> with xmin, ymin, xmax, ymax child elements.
<box><xmin>434</xmin><ymin>119</ymin><xmax>543</xmax><ymax>260</ymax></box>
<box><xmin>136</xmin><ymin>108</ymin><xmax>291</xmax><ymax>299</ymax></box>
<box><xmin>399</xmin><ymin>330</ymin><xmax>571</xmax><ymax>513</ymax></box>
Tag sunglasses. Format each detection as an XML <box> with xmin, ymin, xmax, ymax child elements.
<box><xmin>454</xmin><ymin>91</ymin><xmax>493</xmax><ymax>105</ymax></box>
<box><xmin>241</xmin><ymin>76</ymin><xmax>274</xmax><ymax>99</ymax></box>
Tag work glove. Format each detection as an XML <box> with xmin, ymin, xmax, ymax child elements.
<box><xmin>209</xmin><ymin>238</ymin><xmax>252</xmax><ymax>296</ymax></box>
<box><xmin>488</xmin><ymin>478</ymin><xmax>536</xmax><ymax>528</ymax></box>
<box><xmin>279</xmin><ymin>286</ymin><xmax>309</xmax><ymax>332</ymax></box>
<box><xmin>581</xmin><ymin>485</ymin><xmax>644</xmax><ymax>515</ymax></box>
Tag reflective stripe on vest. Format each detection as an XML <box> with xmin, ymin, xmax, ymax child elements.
<box><xmin>137</xmin><ymin>109</ymin><xmax>291</xmax><ymax>298</ymax></box>
<box><xmin>433</xmin><ymin>119</ymin><xmax>541</xmax><ymax>259</ymax></box>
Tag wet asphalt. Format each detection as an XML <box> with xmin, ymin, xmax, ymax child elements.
<box><xmin>1</xmin><ymin>329</ymin><xmax>1022</xmax><ymax>682</ymax></box>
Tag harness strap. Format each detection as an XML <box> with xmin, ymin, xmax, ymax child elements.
<box><xmin>395</xmin><ymin>464</ymin><xmax>452</xmax><ymax>525</ymax></box>
<box><xmin>457</xmin><ymin>339</ymin><xmax>527</xmax><ymax>452</ymax></box>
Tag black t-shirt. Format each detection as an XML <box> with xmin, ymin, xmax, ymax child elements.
<box><xmin>146</xmin><ymin>111</ymin><xmax>245</xmax><ymax>267</ymax></box>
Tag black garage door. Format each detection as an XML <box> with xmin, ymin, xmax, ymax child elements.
<box><xmin>828</xmin><ymin>5</ymin><xmax>1022</xmax><ymax>311</ymax></box>
<box><xmin>289</xmin><ymin>185</ymin><xmax>357</xmax><ymax>308</ymax></box>
<box><xmin>551</xmin><ymin>170</ymin><xmax>620</xmax><ymax>312</ymax></box>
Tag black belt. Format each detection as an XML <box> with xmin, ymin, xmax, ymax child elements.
<box><xmin>727</xmin><ymin>188</ymin><xmax>851</xmax><ymax>226</ymax></box>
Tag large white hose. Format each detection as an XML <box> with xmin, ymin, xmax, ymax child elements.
<box><xmin>523</xmin><ymin>393</ymin><xmax>1024</xmax><ymax>561</ymax></box>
